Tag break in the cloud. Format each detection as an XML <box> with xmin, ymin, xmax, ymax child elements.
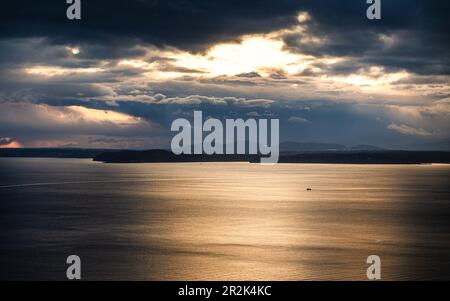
<box><xmin>0</xmin><ymin>0</ymin><xmax>449</xmax><ymax>149</ymax></box>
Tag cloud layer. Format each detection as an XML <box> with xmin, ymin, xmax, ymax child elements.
<box><xmin>0</xmin><ymin>0</ymin><xmax>449</xmax><ymax>149</ymax></box>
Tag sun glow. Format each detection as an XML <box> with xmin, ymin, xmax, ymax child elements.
<box><xmin>67</xmin><ymin>47</ymin><xmax>80</xmax><ymax>55</ymax></box>
<box><xmin>171</xmin><ymin>36</ymin><xmax>303</xmax><ymax>76</ymax></box>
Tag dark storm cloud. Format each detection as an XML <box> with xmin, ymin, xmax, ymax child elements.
<box><xmin>0</xmin><ymin>38</ymin><xmax>147</xmax><ymax>69</ymax></box>
<box><xmin>1</xmin><ymin>1</ymin><xmax>447</xmax><ymax>48</ymax></box>
<box><xmin>1</xmin><ymin>0</ymin><xmax>303</xmax><ymax>51</ymax></box>
<box><xmin>281</xmin><ymin>1</ymin><xmax>450</xmax><ymax>75</ymax></box>
<box><xmin>284</xmin><ymin>26</ymin><xmax>450</xmax><ymax>75</ymax></box>
<box><xmin>1</xmin><ymin>1</ymin><xmax>448</xmax><ymax>74</ymax></box>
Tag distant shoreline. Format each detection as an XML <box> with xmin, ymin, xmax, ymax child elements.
<box><xmin>93</xmin><ymin>149</ymin><xmax>450</xmax><ymax>164</ymax></box>
<box><xmin>2</xmin><ymin>148</ymin><xmax>449</xmax><ymax>165</ymax></box>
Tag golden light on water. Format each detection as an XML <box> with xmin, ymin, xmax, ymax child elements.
<box><xmin>127</xmin><ymin>163</ymin><xmax>429</xmax><ymax>280</ymax></box>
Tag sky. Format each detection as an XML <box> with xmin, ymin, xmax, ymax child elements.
<box><xmin>0</xmin><ymin>0</ymin><xmax>449</xmax><ymax>150</ymax></box>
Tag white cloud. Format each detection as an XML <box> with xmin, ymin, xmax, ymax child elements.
<box><xmin>288</xmin><ymin>116</ymin><xmax>309</xmax><ymax>124</ymax></box>
<box><xmin>0</xmin><ymin>102</ymin><xmax>164</xmax><ymax>148</ymax></box>
<box><xmin>387</xmin><ymin>123</ymin><xmax>433</xmax><ymax>137</ymax></box>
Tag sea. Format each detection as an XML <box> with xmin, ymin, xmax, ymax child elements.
<box><xmin>1</xmin><ymin>158</ymin><xmax>449</xmax><ymax>280</ymax></box>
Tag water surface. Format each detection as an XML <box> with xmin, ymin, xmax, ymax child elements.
<box><xmin>1</xmin><ymin>158</ymin><xmax>449</xmax><ymax>280</ymax></box>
